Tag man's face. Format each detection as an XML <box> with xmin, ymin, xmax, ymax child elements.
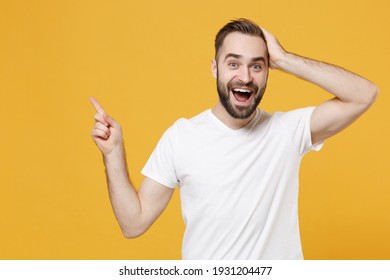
<box><xmin>212</xmin><ymin>32</ymin><xmax>269</xmax><ymax>119</ymax></box>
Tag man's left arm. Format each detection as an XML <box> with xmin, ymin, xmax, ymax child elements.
<box><xmin>261</xmin><ymin>28</ymin><xmax>379</xmax><ymax>145</ymax></box>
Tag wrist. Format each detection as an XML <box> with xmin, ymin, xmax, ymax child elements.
<box><xmin>273</xmin><ymin>51</ymin><xmax>292</xmax><ymax>69</ymax></box>
<box><xmin>103</xmin><ymin>145</ymin><xmax>125</xmax><ymax>163</ymax></box>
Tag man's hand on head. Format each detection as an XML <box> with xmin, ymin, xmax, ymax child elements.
<box><xmin>260</xmin><ymin>27</ymin><xmax>288</xmax><ymax>70</ymax></box>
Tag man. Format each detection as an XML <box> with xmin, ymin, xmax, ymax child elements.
<box><xmin>90</xmin><ymin>19</ymin><xmax>378</xmax><ymax>259</ymax></box>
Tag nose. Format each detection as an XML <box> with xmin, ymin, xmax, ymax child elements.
<box><xmin>238</xmin><ymin>67</ymin><xmax>252</xmax><ymax>84</ymax></box>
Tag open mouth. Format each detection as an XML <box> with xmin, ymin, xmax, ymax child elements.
<box><xmin>231</xmin><ymin>88</ymin><xmax>254</xmax><ymax>104</ymax></box>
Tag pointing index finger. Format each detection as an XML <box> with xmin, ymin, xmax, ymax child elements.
<box><xmin>90</xmin><ymin>96</ymin><xmax>106</xmax><ymax>114</ymax></box>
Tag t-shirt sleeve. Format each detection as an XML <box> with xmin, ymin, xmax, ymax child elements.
<box><xmin>141</xmin><ymin>124</ymin><xmax>178</xmax><ymax>189</ymax></box>
<box><xmin>275</xmin><ymin>106</ymin><xmax>323</xmax><ymax>156</ymax></box>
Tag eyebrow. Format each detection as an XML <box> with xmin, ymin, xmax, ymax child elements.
<box><xmin>223</xmin><ymin>53</ymin><xmax>266</xmax><ymax>63</ymax></box>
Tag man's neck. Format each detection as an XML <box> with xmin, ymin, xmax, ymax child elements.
<box><xmin>211</xmin><ymin>101</ymin><xmax>257</xmax><ymax>130</ymax></box>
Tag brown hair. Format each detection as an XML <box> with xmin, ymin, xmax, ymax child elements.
<box><xmin>215</xmin><ymin>18</ymin><xmax>266</xmax><ymax>60</ymax></box>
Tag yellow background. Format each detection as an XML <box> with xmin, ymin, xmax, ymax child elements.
<box><xmin>0</xmin><ymin>0</ymin><xmax>389</xmax><ymax>259</ymax></box>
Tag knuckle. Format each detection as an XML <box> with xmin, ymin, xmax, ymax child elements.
<box><xmin>94</xmin><ymin>113</ymin><xmax>103</xmax><ymax>122</ymax></box>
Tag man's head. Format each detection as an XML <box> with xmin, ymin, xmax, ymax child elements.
<box><xmin>212</xmin><ymin>19</ymin><xmax>269</xmax><ymax>120</ymax></box>
<box><xmin>215</xmin><ymin>18</ymin><xmax>267</xmax><ymax>62</ymax></box>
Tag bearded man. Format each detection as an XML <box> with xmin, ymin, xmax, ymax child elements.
<box><xmin>90</xmin><ymin>19</ymin><xmax>378</xmax><ymax>259</ymax></box>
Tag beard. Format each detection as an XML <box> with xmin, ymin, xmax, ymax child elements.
<box><xmin>217</xmin><ymin>75</ymin><xmax>266</xmax><ymax>120</ymax></box>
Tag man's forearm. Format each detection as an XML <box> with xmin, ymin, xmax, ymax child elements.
<box><xmin>276</xmin><ymin>52</ymin><xmax>378</xmax><ymax>104</ymax></box>
<box><xmin>103</xmin><ymin>147</ymin><xmax>143</xmax><ymax>238</ymax></box>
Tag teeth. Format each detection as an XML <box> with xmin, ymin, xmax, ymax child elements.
<box><xmin>233</xmin><ymin>88</ymin><xmax>251</xmax><ymax>93</ymax></box>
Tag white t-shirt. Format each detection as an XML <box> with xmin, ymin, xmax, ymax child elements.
<box><xmin>142</xmin><ymin>107</ymin><xmax>322</xmax><ymax>259</ymax></box>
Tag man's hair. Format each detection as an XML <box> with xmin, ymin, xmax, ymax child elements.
<box><xmin>215</xmin><ymin>18</ymin><xmax>266</xmax><ymax>60</ymax></box>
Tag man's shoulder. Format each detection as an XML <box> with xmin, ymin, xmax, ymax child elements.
<box><xmin>170</xmin><ymin>109</ymin><xmax>211</xmax><ymax>129</ymax></box>
<box><xmin>253</xmin><ymin>107</ymin><xmax>316</xmax><ymax>135</ymax></box>
<box><xmin>267</xmin><ymin>106</ymin><xmax>315</xmax><ymax>122</ymax></box>
<box><xmin>188</xmin><ymin>109</ymin><xmax>211</xmax><ymax>123</ymax></box>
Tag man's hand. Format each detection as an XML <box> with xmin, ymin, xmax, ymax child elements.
<box><xmin>260</xmin><ymin>27</ymin><xmax>287</xmax><ymax>69</ymax></box>
<box><xmin>259</xmin><ymin>27</ymin><xmax>378</xmax><ymax>145</ymax></box>
<box><xmin>89</xmin><ymin>97</ymin><xmax>174</xmax><ymax>238</ymax></box>
<box><xmin>90</xmin><ymin>96</ymin><xmax>123</xmax><ymax>156</ymax></box>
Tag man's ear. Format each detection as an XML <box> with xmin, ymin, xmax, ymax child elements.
<box><xmin>211</xmin><ymin>59</ymin><xmax>217</xmax><ymax>78</ymax></box>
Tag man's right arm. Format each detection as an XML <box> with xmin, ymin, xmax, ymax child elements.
<box><xmin>90</xmin><ymin>97</ymin><xmax>174</xmax><ymax>238</ymax></box>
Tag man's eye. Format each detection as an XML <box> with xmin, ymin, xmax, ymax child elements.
<box><xmin>252</xmin><ymin>64</ymin><xmax>262</xmax><ymax>71</ymax></box>
<box><xmin>228</xmin><ymin>63</ymin><xmax>238</xmax><ymax>68</ymax></box>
